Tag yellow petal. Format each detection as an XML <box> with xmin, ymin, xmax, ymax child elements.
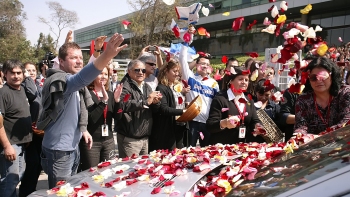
<box><xmin>276</xmin><ymin>15</ymin><xmax>287</xmax><ymax>24</ymax></box>
<box><xmin>212</xmin><ymin>81</ymin><xmax>218</xmax><ymax>88</ymax></box>
<box><xmin>222</xmin><ymin>12</ymin><xmax>230</xmax><ymax>16</ymax></box>
<box><xmin>317</xmin><ymin>44</ymin><xmax>328</xmax><ymax>56</ymax></box>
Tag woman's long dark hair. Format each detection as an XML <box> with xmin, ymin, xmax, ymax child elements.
<box><xmin>303</xmin><ymin>57</ymin><xmax>342</xmax><ymax>96</ymax></box>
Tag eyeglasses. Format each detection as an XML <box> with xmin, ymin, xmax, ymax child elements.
<box><xmin>134</xmin><ymin>68</ymin><xmax>146</xmax><ymax>73</ymax></box>
<box><xmin>146</xmin><ymin>62</ymin><xmax>156</xmax><ymax>67</ymax></box>
<box><xmin>309</xmin><ymin>73</ymin><xmax>331</xmax><ymax>82</ymax></box>
<box><xmin>198</xmin><ymin>62</ymin><xmax>210</xmax><ymax>66</ymax></box>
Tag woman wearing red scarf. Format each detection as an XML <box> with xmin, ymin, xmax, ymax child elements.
<box><xmin>207</xmin><ymin>66</ymin><xmax>265</xmax><ymax>145</ymax></box>
<box><xmin>294</xmin><ymin>57</ymin><xmax>350</xmax><ymax>134</ymax></box>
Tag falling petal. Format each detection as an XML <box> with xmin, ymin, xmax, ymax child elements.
<box><xmin>222</xmin><ymin>12</ymin><xmax>230</xmax><ymax>16</ymax></box>
<box><xmin>202</xmin><ymin>6</ymin><xmax>210</xmax><ymax>17</ymax></box>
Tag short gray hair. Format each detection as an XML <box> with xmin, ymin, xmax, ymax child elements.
<box><xmin>138</xmin><ymin>52</ymin><xmax>156</xmax><ymax>63</ymax></box>
<box><xmin>127</xmin><ymin>59</ymin><xmax>144</xmax><ymax>70</ymax></box>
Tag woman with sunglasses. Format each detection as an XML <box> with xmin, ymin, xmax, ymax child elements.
<box><xmin>294</xmin><ymin>57</ymin><xmax>350</xmax><ymax>134</ymax></box>
<box><xmin>149</xmin><ymin>59</ymin><xmax>190</xmax><ymax>151</ymax></box>
<box><xmin>207</xmin><ymin>66</ymin><xmax>265</xmax><ymax>145</ymax></box>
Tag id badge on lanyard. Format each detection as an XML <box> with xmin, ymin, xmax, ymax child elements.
<box><xmin>239</xmin><ymin>126</ymin><xmax>246</xmax><ymax>138</ymax></box>
<box><xmin>102</xmin><ymin>124</ymin><xmax>109</xmax><ymax>136</ymax></box>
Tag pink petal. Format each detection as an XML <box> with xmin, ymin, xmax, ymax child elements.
<box><xmin>221</xmin><ymin>108</ymin><xmax>229</xmax><ymax>112</ymax></box>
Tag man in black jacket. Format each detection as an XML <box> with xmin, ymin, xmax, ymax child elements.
<box><xmin>115</xmin><ymin>60</ymin><xmax>161</xmax><ymax>158</ymax></box>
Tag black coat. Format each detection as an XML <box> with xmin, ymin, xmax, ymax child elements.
<box><xmin>278</xmin><ymin>88</ymin><xmax>299</xmax><ymax>141</ymax></box>
<box><xmin>149</xmin><ymin>84</ymin><xmax>183</xmax><ymax>151</ymax></box>
<box><xmin>114</xmin><ymin>74</ymin><xmax>160</xmax><ymax>139</ymax></box>
<box><xmin>206</xmin><ymin>91</ymin><xmax>265</xmax><ymax>145</ymax></box>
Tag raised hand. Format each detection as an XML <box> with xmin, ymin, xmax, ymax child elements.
<box><xmin>95</xmin><ymin>36</ymin><xmax>107</xmax><ymax>50</ymax></box>
<box><xmin>103</xmin><ymin>33</ymin><xmax>128</xmax><ymax>59</ymax></box>
<box><xmin>114</xmin><ymin>83</ymin><xmax>123</xmax><ymax>102</ymax></box>
<box><xmin>101</xmin><ymin>81</ymin><xmax>109</xmax><ymax>102</ymax></box>
<box><xmin>65</xmin><ymin>30</ymin><xmax>73</xmax><ymax>43</ymax></box>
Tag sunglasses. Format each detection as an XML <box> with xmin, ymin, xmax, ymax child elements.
<box><xmin>146</xmin><ymin>62</ymin><xmax>156</xmax><ymax>67</ymax></box>
<box><xmin>134</xmin><ymin>68</ymin><xmax>146</xmax><ymax>74</ymax></box>
<box><xmin>309</xmin><ymin>73</ymin><xmax>331</xmax><ymax>82</ymax></box>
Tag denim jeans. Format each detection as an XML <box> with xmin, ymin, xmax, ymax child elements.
<box><xmin>189</xmin><ymin>121</ymin><xmax>210</xmax><ymax>147</ymax></box>
<box><xmin>0</xmin><ymin>144</ymin><xmax>26</xmax><ymax>197</ymax></box>
<box><xmin>41</xmin><ymin>146</ymin><xmax>80</xmax><ymax>189</ymax></box>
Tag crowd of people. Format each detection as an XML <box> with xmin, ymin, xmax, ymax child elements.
<box><xmin>1</xmin><ymin>31</ymin><xmax>350</xmax><ymax>197</ymax></box>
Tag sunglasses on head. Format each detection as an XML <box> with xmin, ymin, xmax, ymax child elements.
<box><xmin>309</xmin><ymin>73</ymin><xmax>331</xmax><ymax>82</ymax></box>
<box><xmin>134</xmin><ymin>68</ymin><xmax>146</xmax><ymax>73</ymax></box>
<box><xmin>146</xmin><ymin>62</ymin><xmax>156</xmax><ymax>67</ymax></box>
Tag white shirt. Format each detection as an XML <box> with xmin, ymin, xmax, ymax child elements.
<box><xmin>227</xmin><ymin>89</ymin><xmax>248</xmax><ymax>113</ymax></box>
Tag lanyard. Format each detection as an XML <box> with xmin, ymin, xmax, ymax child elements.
<box><xmin>313</xmin><ymin>93</ymin><xmax>332</xmax><ymax>127</ymax></box>
<box><xmin>233</xmin><ymin>100</ymin><xmax>246</xmax><ymax>125</ymax></box>
<box><xmin>93</xmin><ymin>90</ymin><xmax>108</xmax><ymax>124</ymax></box>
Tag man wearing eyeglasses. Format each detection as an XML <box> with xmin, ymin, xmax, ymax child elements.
<box><xmin>179</xmin><ymin>45</ymin><xmax>219</xmax><ymax>147</ymax></box>
<box><xmin>138</xmin><ymin>46</ymin><xmax>163</xmax><ymax>91</ymax></box>
<box><xmin>115</xmin><ymin>59</ymin><xmax>161</xmax><ymax>158</ymax></box>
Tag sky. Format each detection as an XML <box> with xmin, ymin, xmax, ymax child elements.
<box><xmin>22</xmin><ymin>0</ymin><xmax>132</xmax><ymax>47</ymax></box>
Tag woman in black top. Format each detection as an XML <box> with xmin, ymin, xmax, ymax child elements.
<box><xmin>207</xmin><ymin>66</ymin><xmax>265</xmax><ymax>145</ymax></box>
<box><xmin>149</xmin><ymin>59</ymin><xmax>189</xmax><ymax>151</ymax></box>
<box><xmin>79</xmin><ymin>65</ymin><xmax>122</xmax><ymax>171</ymax></box>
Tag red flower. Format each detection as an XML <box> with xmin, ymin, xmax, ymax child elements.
<box><xmin>288</xmin><ymin>68</ymin><xmax>297</xmax><ymax>77</ymax></box>
<box><xmin>202</xmin><ymin>77</ymin><xmax>208</xmax><ymax>81</ymax></box>
<box><xmin>117</xmin><ymin>109</ymin><xmax>123</xmax><ymax>113</ymax></box>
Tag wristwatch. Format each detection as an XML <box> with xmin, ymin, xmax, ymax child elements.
<box><xmin>101</xmin><ymin>100</ymin><xmax>108</xmax><ymax>105</ymax></box>
<box><xmin>94</xmin><ymin>48</ymin><xmax>103</xmax><ymax>52</ymax></box>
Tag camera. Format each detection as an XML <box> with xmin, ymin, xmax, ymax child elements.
<box><xmin>40</xmin><ymin>52</ymin><xmax>56</xmax><ymax>69</ymax></box>
<box><xmin>148</xmin><ymin>46</ymin><xmax>157</xmax><ymax>52</ymax></box>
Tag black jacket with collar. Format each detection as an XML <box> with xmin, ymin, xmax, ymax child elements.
<box><xmin>206</xmin><ymin>90</ymin><xmax>265</xmax><ymax>145</ymax></box>
<box><xmin>114</xmin><ymin>74</ymin><xmax>160</xmax><ymax>139</ymax></box>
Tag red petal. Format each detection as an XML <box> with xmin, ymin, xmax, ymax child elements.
<box><xmin>246</xmin><ymin>52</ymin><xmax>259</xmax><ymax>58</ymax></box>
<box><xmin>164</xmin><ymin>181</ymin><xmax>174</xmax><ymax>186</ymax></box>
<box><xmin>238</xmin><ymin>98</ymin><xmax>247</xmax><ymax>104</ymax></box>
<box><xmin>232</xmin><ymin>17</ymin><xmax>245</xmax><ymax>31</ymax></box>
<box><xmin>122</xmin><ymin>157</ymin><xmax>130</xmax><ymax>161</ymax></box>
<box><xmin>181</xmin><ymin>80</ymin><xmax>188</xmax><ymax>88</ymax></box>
<box><xmin>263</xmin><ymin>80</ymin><xmax>272</xmax><ymax>86</ymax></box>
<box><xmin>247</xmin><ymin>94</ymin><xmax>253</xmax><ymax>100</ymax></box>
<box><xmin>123</xmin><ymin>94</ymin><xmax>131</xmax><ymax>102</ymax></box>
<box><xmin>288</xmin><ymin>68</ymin><xmax>297</xmax><ymax>77</ymax></box>
<box><xmin>159</xmin><ymin>175</ymin><xmax>165</xmax><ymax>181</ymax></box>
<box><xmin>117</xmin><ymin>109</ymin><xmax>123</xmax><ymax>113</ymax></box>
<box><xmin>221</xmin><ymin>56</ymin><xmax>228</xmax><ymax>63</ymax></box>
<box><xmin>178</xmin><ymin>96</ymin><xmax>183</xmax><ymax>104</ymax></box>
<box><xmin>241</xmin><ymin>70</ymin><xmax>251</xmax><ymax>75</ymax></box>
<box><xmin>202</xmin><ymin>77</ymin><xmax>208</xmax><ymax>81</ymax></box>
<box><xmin>151</xmin><ymin>187</ymin><xmax>162</xmax><ymax>194</ymax></box>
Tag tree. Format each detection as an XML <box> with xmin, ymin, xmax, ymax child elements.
<box><xmin>127</xmin><ymin>0</ymin><xmax>185</xmax><ymax>58</ymax></box>
<box><xmin>38</xmin><ymin>1</ymin><xmax>79</xmax><ymax>50</ymax></box>
<box><xmin>0</xmin><ymin>0</ymin><xmax>26</xmax><ymax>38</ymax></box>
<box><xmin>33</xmin><ymin>32</ymin><xmax>56</xmax><ymax>62</ymax></box>
<box><xmin>0</xmin><ymin>0</ymin><xmax>36</xmax><ymax>63</ymax></box>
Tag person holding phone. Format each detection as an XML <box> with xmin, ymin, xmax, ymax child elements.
<box><xmin>138</xmin><ymin>46</ymin><xmax>164</xmax><ymax>90</ymax></box>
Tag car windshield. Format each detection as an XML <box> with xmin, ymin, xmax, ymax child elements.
<box><xmin>226</xmin><ymin>126</ymin><xmax>350</xmax><ymax>197</ymax></box>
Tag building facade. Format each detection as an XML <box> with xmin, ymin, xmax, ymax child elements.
<box><xmin>74</xmin><ymin>0</ymin><xmax>350</xmax><ymax>58</ymax></box>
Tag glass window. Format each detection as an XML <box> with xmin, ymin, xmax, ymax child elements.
<box><xmin>329</xmin><ymin>29</ymin><xmax>344</xmax><ymax>45</ymax></box>
<box><xmin>311</xmin><ymin>19</ymin><xmax>320</xmax><ymax>25</ymax></box>
<box><xmin>321</xmin><ymin>17</ymin><xmax>332</xmax><ymax>28</ymax></box>
<box><xmin>332</xmin><ymin>16</ymin><xmax>345</xmax><ymax>27</ymax></box>
<box><xmin>231</xmin><ymin>0</ymin><xmax>242</xmax><ymax>6</ymax></box>
<box><xmin>345</xmin><ymin>15</ymin><xmax>350</xmax><ymax>25</ymax></box>
<box><xmin>222</xmin><ymin>0</ymin><xmax>231</xmax><ymax>8</ymax></box>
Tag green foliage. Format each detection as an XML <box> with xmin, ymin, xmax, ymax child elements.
<box><xmin>210</xmin><ymin>53</ymin><xmax>265</xmax><ymax>71</ymax></box>
<box><xmin>34</xmin><ymin>33</ymin><xmax>57</xmax><ymax>63</ymax></box>
<box><xmin>0</xmin><ymin>35</ymin><xmax>36</xmax><ymax>63</ymax></box>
